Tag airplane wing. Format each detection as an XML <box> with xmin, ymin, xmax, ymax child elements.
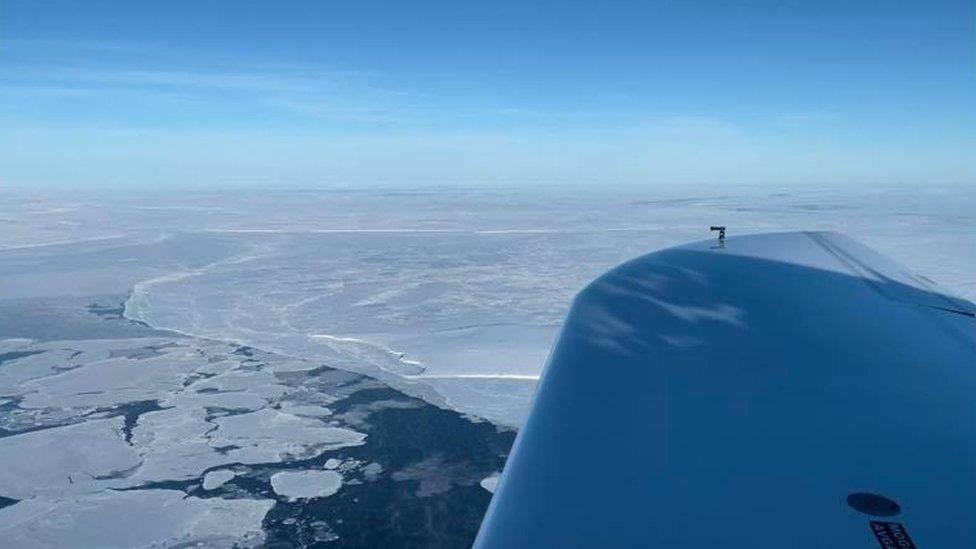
<box><xmin>475</xmin><ymin>231</ymin><xmax>976</xmax><ymax>548</ymax></box>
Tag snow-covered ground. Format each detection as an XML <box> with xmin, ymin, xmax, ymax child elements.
<box><xmin>2</xmin><ymin>186</ymin><xmax>974</xmax><ymax>426</ymax></box>
<box><xmin>0</xmin><ymin>185</ymin><xmax>973</xmax><ymax>546</ymax></box>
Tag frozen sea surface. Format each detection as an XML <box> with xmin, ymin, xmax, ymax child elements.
<box><xmin>0</xmin><ymin>297</ymin><xmax>512</xmax><ymax>546</ymax></box>
<box><xmin>116</xmin><ymin>186</ymin><xmax>976</xmax><ymax>425</ymax></box>
<box><xmin>0</xmin><ymin>185</ymin><xmax>973</xmax><ymax>546</ymax></box>
<box><xmin>3</xmin><ymin>186</ymin><xmax>975</xmax><ymax>427</ymax></box>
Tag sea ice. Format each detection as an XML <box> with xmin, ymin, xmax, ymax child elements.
<box><xmin>0</xmin><ymin>335</ymin><xmax>371</xmax><ymax>496</ymax></box>
<box><xmin>479</xmin><ymin>474</ymin><xmax>500</xmax><ymax>494</ymax></box>
<box><xmin>0</xmin><ymin>347</ymin><xmax>94</xmax><ymax>396</ymax></box>
<box><xmin>0</xmin><ymin>416</ymin><xmax>139</xmax><ymax>499</ymax></box>
<box><xmin>203</xmin><ymin>469</ymin><xmax>237</xmax><ymax>490</ymax></box>
<box><xmin>161</xmin><ymin>388</ymin><xmax>269</xmax><ymax>411</ymax></box>
<box><xmin>18</xmin><ymin>350</ymin><xmax>197</xmax><ymax>409</ymax></box>
<box><xmin>127</xmin><ymin>405</ymin><xmax>229</xmax><ymax>484</ymax></box>
<box><xmin>0</xmin><ymin>489</ymin><xmax>273</xmax><ymax>548</ymax></box>
<box><xmin>188</xmin><ymin>368</ymin><xmax>290</xmax><ymax>399</ymax></box>
<box><xmin>270</xmin><ymin>470</ymin><xmax>343</xmax><ymax>500</ymax></box>
<box><xmin>279</xmin><ymin>402</ymin><xmax>333</xmax><ymax>417</ymax></box>
<box><xmin>107</xmin><ymin>187</ymin><xmax>975</xmax><ymax>427</ymax></box>
<box><xmin>209</xmin><ymin>407</ymin><xmax>367</xmax><ymax>463</ymax></box>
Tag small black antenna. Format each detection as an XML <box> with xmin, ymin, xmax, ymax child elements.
<box><xmin>710</xmin><ymin>226</ymin><xmax>726</xmax><ymax>244</ymax></box>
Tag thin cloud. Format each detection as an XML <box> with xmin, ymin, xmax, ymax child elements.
<box><xmin>6</xmin><ymin>66</ymin><xmax>344</xmax><ymax>95</ymax></box>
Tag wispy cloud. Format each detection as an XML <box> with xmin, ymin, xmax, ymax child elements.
<box><xmin>265</xmin><ymin>98</ymin><xmax>413</xmax><ymax>124</ymax></box>
<box><xmin>3</xmin><ymin>64</ymin><xmax>378</xmax><ymax>95</ymax></box>
<box><xmin>0</xmin><ymin>39</ymin><xmax>412</xmax><ymax>122</ymax></box>
<box><xmin>0</xmin><ymin>40</ymin><xmax>756</xmax><ymax>137</ymax></box>
<box><xmin>0</xmin><ymin>59</ymin><xmax>415</xmax><ymax>125</ymax></box>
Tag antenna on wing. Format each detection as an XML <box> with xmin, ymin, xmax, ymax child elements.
<box><xmin>710</xmin><ymin>226</ymin><xmax>726</xmax><ymax>244</ymax></box>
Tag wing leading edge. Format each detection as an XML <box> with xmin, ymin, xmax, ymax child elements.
<box><xmin>475</xmin><ymin>231</ymin><xmax>976</xmax><ymax>548</ymax></box>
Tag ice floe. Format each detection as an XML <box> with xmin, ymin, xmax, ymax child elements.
<box><xmin>203</xmin><ymin>469</ymin><xmax>238</xmax><ymax>490</ymax></box>
<box><xmin>18</xmin><ymin>350</ymin><xmax>196</xmax><ymax>410</ymax></box>
<box><xmin>0</xmin><ymin>416</ymin><xmax>139</xmax><ymax>499</ymax></box>
<box><xmin>270</xmin><ymin>470</ymin><xmax>343</xmax><ymax>500</ymax></box>
<box><xmin>188</xmin><ymin>368</ymin><xmax>290</xmax><ymax>399</ymax></box>
<box><xmin>161</xmin><ymin>388</ymin><xmax>269</xmax><ymax>411</ymax></box>
<box><xmin>0</xmin><ymin>335</ymin><xmax>370</xmax><ymax>546</ymax></box>
<box><xmin>279</xmin><ymin>402</ymin><xmax>333</xmax><ymax>417</ymax></box>
<box><xmin>209</xmin><ymin>407</ymin><xmax>366</xmax><ymax>463</ymax></box>
<box><xmin>479</xmin><ymin>474</ymin><xmax>500</xmax><ymax>494</ymax></box>
<box><xmin>127</xmin><ymin>405</ymin><xmax>230</xmax><ymax>484</ymax></box>
<box><xmin>0</xmin><ymin>489</ymin><xmax>273</xmax><ymax>548</ymax></box>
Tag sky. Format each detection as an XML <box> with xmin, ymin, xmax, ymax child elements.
<box><xmin>2</xmin><ymin>0</ymin><xmax>974</xmax><ymax>189</ymax></box>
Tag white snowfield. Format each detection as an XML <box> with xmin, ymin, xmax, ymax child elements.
<box><xmin>109</xmin><ymin>187</ymin><xmax>975</xmax><ymax>427</ymax></box>
<box><xmin>0</xmin><ymin>187</ymin><xmax>973</xmax><ymax>546</ymax></box>
<box><xmin>2</xmin><ymin>187</ymin><xmax>974</xmax><ymax>427</ymax></box>
<box><xmin>0</xmin><ymin>337</ymin><xmax>366</xmax><ymax>547</ymax></box>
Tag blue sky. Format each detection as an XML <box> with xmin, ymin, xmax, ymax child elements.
<box><xmin>2</xmin><ymin>0</ymin><xmax>974</xmax><ymax>188</ymax></box>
